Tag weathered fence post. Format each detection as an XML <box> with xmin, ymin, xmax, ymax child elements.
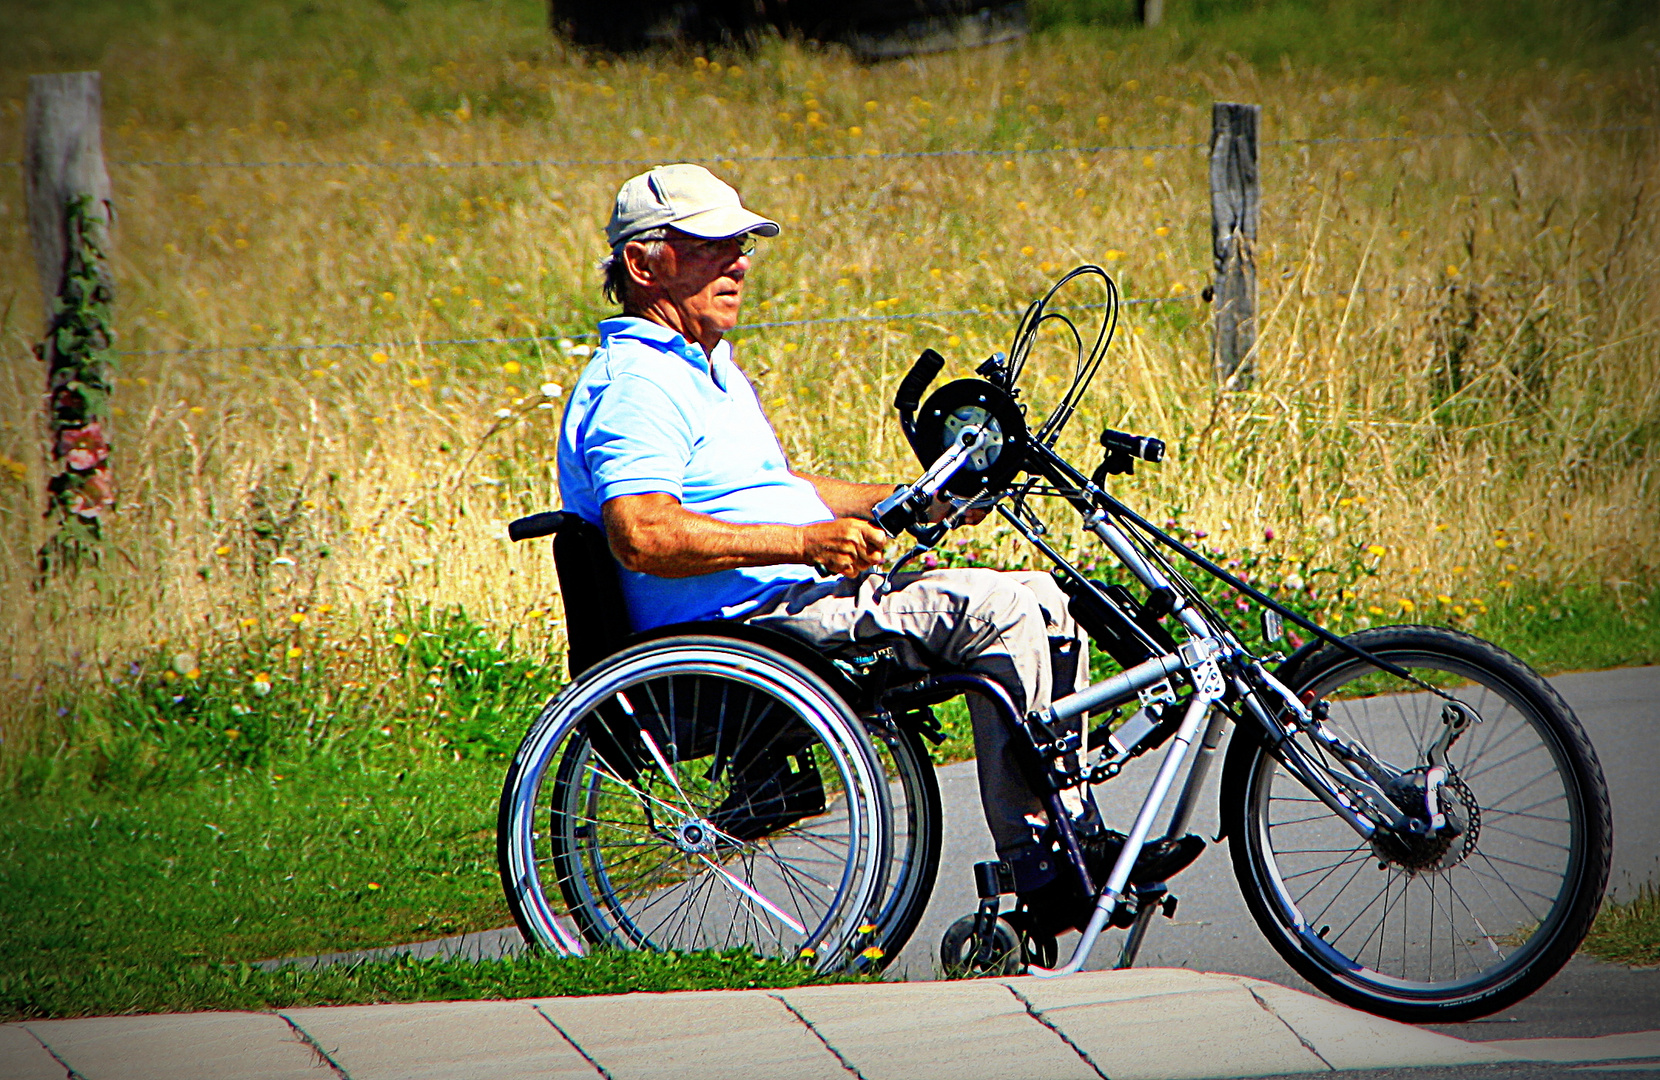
<box><xmin>25</xmin><ymin>71</ymin><xmax>116</xmax><ymax>574</ymax></box>
<box><xmin>1137</xmin><ymin>0</ymin><xmax>1165</xmax><ymax>28</ymax></box>
<box><xmin>1209</xmin><ymin>101</ymin><xmax>1259</xmax><ymax>388</ymax></box>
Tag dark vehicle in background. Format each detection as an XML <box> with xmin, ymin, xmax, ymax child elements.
<box><xmin>550</xmin><ymin>0</ymin><xmax>1028</xmax><ymax>60</ymax></box>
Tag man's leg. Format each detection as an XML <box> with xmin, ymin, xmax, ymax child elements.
<box><xmin>962</xmin><ymin>569</ymin><xmax>1092</xmax><ymax>844</ymax></box>
<box><xmin>746</xmin><ymin>566</ymin><xmax>1088</xmax><ymax>856</ymax></box>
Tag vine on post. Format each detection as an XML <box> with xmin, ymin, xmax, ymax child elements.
<box><xmin>37</xmin><ymin>194</ymin><xmax>116</xmax><ymax>576</ymax></box>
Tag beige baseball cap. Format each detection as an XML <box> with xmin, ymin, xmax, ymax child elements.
<box><xmin>606</xmin><ymin>163</ymin><xmax>780</xmax><ymax>250</ymax></box>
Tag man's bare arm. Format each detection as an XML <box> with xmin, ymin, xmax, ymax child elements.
<box><xmin>795</xmin><ymin>470</ymin><xmax>989</xmax><ymax>528</ymax></box>
<box><xmin>604</xmin><ymin>492</ymin><xmax>887</xmax><ymax>579</ymax></box>
<box><xmin>794</xmin><ymin>471</ymin><xmax>894</xmax><ymax>520</ymax></box>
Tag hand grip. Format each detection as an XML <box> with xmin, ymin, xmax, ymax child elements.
<box><xmin>894</xmin><ymin>348</ymin><xmax>945</xmax><ymax>413</ymax></box>
<box><xmin>508</xmin><ymin>511</ymin><xmax>569</xmax><ymax>542</ymax></box>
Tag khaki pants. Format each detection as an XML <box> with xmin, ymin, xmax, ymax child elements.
<box><xmin>746</xmin><ymin>567</ymin><xmax>1090</xmax><ymax>855</ymax></box>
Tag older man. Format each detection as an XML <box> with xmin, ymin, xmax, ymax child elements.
<box><xmin>556</xmin><ymin>163</ymin><xmax>1095</xmax><ymax>914</ymax></box>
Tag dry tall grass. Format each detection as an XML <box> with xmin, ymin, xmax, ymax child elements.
<box><xmin>1</xmin><ymin>1</ymin><xmax>1656</xmax><ymax>750</ymax></box>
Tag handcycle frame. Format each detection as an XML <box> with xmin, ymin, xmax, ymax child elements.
<box><xmin>870</xmin><ymin>346</ymin><xmax>1486</xmax><ymax>978</ymax></box>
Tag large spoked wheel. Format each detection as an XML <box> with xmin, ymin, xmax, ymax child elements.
<box><xmin>1225</xmin><ymin>626</ymin><xmax>1611</xmax><ymax>1022</ymax></box>
<box><xmin>498</xmin><ymin>636</ymin><xmax>892</xmax><ymax>970</ymax></box>
<box><xmin>860</xmin><ymin>722</ymin><xmax>942</xmax><ymax>967</ymax></box>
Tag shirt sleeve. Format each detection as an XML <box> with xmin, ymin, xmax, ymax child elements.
<box><xmin>578</xmin><ymin>370</ymin><xmax>697</xmax><ymax>505</ymax></box>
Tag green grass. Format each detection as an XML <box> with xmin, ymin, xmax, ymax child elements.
<box><xmin>1585</xmin><ymin>883</ymin><xmax>1660</xmax><ymax>968</ymax></box>
<box><xmin>0</xmin><ymin>751</ymin><xmax>874</xmax><ymax>1022</ymax></box>
<box><xmin>1028</xmin><ymin>0</ymin><xmax>1655</xmax><ymax>77</ymax></box>
<box><xmin>2</xmin><ymin>580</ymin><xmax>1652</xmax><ymax>1020</ymax></box>
<box><xmin>0</xmin><ymin>947</ymin><xmax>860</xmax><ymax>1022</ymax></box>
<box><xmin>0</xmin><ymin>760</ymin><xmax>510</xmax><ymax>976</ymax></box>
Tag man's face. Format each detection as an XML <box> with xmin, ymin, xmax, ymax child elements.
<box><xmin>656</xmin><ymin>232</ymin><xmax>751</xmax><ymax>339</ymax></box>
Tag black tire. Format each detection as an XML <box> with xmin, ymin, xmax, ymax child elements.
<box><xmin>940</xmin><ymin>914</ymin><xmax>1024</xmax><ymax>977</ymax></box>
<box><xmin>1223</xmin><ymin>625</ymin><xmax>1611</xmax><ymax>1022</ymax></box>
<box><xmin>860</xmin><ymin>723</ymin><xmax>943</xmax><ymax>968</ymax></box>
<box><xmin>497</xmin><ymin>635</ymin><xmax>892</xmax><ymax>970</ymax></box>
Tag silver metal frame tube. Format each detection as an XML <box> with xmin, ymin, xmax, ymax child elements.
<box><xmin>1045</xmin><ymin>650</ymin><xmax>1186</xmax><ymax>725</ymax></box>
<box><xmin>1087</xmin><ymin>514</ymin><xmax>1211</xmax><ymax>639</ymax></box>
<box><xmin>1030</xmin><ymin>692</ymin><xmax>1214</xmax><ymax>977</ymax></box>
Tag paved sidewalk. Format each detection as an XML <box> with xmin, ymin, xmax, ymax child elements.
<box><xmin>6</xmin><ymin>969</ymin><xmax>1659</xmax><ymax>1080</ymax></box>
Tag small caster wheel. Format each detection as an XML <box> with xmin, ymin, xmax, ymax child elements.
<box><xmin>1003</xmin><ymin>907</ymin><xmax>1059</xmax><ymax>969</ymax></box>
<box><xmin>940</xmin><ymin>913</ymin><xmax>1023</xmax><ymax>978</ymax></box>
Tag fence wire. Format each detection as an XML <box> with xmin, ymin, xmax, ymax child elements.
<box><xmin>18</xmin><ymin>116</ymin><xmax>1641</xmax><ymax>360</ymax></box>
<box><xmin>5</xmin><ymin>122</ymin><xmax>1648</xmax><ymax>172</ymax></box>
<box><xmin>112</xmin><ymin>293</ymin><xmax>1199</xmax><ymax>357</ymax></box>
<box><xmin>112</xmin><ymin>278</ymin><xmax>1517</xmax><ymax>359</ymax></box>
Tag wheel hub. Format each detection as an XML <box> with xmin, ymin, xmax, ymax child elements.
<box><xmin>1372</xmin><ymin>767</ymin><xmax>1481</xmax><ymax>873</ymax></box>
<box><xmin>672</xmin><ymin>818</ymin><xmax>718</xmax><ymax>855</ymax></box>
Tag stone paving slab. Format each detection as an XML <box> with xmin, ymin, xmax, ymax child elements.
<box><xmin>1487</xmin><ymin>1030</ymin><xmax>1660</xmax><ymax>1064</ymax></box>
<box><xmin>534</xmin><ymin>988</ymin><xmax>846</xmax><ymax>1080</ymax></box>
<box><xmin>0</xmin><ymin>1024</ymin><xmax>66</xmax><ymax>1080</ymax></box>
<box><xmin>22</xmin><ymin>1011</ymin><xmax>321</xmax><ymax>1080</ymax></box>
<box><xmin>1022</xmin><ymin>981</ymin><xmax>1326</xmax><ymax>1079</ymax></box>
<box><xmin>1243</xmin><ymin>981</ymin><xmax>1520</xmax><ymax>1071</ymax></box>
<box><xmin>778</xmin><ymin>978</ymin><xmax>1099</xmax><ymax>1080</ymax></box>
<box><xmin>281</xmin><ymin>1000</ymin><xmax>595</xmax><ymax>1080</ymax></box>
<box><xmin>11</xmin><ymin>969</ymin><xmax>1660</xmax><ymax>1080</ymax></box>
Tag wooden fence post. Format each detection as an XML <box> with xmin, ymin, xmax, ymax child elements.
<box><xmin>25</xmin><ymin>71</ymin><xmax>116</xmax><ymax>574</ymax></box>
<box><xmin>1209</xmin><ymin>101</ymin><xmax>1259</xmax><ymax>388</ymax></box>
<box><xmin>1137</xmin><ymin>0</ymin><xmax>1165</xmax><ymax>28</ymax></box>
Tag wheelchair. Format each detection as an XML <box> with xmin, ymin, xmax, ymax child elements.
<box><xmin>495</xmin><ymin>510</ymin><xmax>1012</xmax><ymax>971</ymax></box>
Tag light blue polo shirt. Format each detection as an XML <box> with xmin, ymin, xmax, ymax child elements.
<box><xmin>557</xmin><ymin>316</ymin><xmax>830</xmax><ymax>631</ymax></box>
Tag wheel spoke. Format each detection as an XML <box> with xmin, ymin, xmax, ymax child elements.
<box><xmin>697</xmin><ymin>853</ymin><xmax>806</xmax><ymax>935</ymax></box>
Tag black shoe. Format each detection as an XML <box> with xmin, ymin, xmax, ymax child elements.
<box><xmin>1017</xmin><ymin>830</ymin><xmax>1208</xmax><ymax>936</ymax></box>
<box><xmin>708</xmin><ymin>752</ymin><xmax>827</xmax><ymax>844</ymax></box>
<box><xmin>1088</xmin><ymin>830</ymin><xmax>1208</xmax><ymax>887</ymax></box>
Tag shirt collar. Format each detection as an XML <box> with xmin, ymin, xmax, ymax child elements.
<box><xmin>598</xmin><ymin>315</ymin><xmax>731</xmax><ymax>391</ymax></box>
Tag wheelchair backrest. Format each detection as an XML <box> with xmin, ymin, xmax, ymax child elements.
<box><xmin>542</xmin><ymin>511</ymin><xmax>633</xmax><ymax>677</ymax></box>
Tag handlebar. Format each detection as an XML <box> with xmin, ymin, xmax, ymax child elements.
<box><xmin>894</xmin><ymin>348</ymin><xmax>945</xmax><ymax>414</ymax></box>
<box><xmin>894</xmin><ymin>348</ymin><xmax>945</xmax><ymax>460</ymax></box>
<box><xmin>872</xmin><ymin>424</ymin><xmax>992</xmax><ymax>538</ymax></box>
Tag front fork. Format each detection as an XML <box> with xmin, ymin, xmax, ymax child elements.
<box><xmin>1239</xmin><ymin>662</ymin><xmax>1476</xmax><ymax>845</ymax></box>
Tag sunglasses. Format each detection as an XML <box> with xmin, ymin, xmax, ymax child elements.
<box><xmin>672</xmin><ymin>234</ymin><xmax>757</xmax><ymax>260</ymax></box>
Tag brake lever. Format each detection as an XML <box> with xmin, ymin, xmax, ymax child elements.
<box><xmin>875</xmin><ymin>484</ymin><xmax>988</xmax><ymax>598</ymax></box>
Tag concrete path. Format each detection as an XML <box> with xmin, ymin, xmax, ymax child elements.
<box><xmin>6</xmin><ymin>969</ymin><xmax>1660</xmax><ymax>1080</ymax></box>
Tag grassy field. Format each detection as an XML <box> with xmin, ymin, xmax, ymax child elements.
<box><xmin>0</xmin><ymin>0</ymin><xmax>1657</xmax><ymax>1017</ymax></box>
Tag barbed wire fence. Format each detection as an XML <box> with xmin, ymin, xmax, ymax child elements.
<box><xmin>14</xmin><ymin>95</ymin><xmax>1653</xmax><ymax>364</ymax></box>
